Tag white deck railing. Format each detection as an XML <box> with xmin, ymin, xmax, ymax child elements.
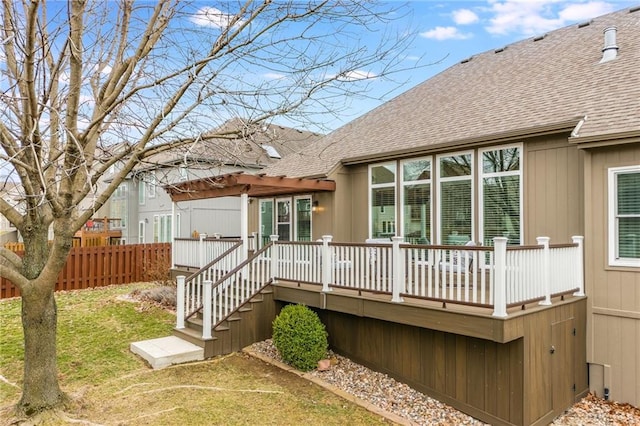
<box><xmin>173</xmin><ymin>234</ymin><xmax>256</xmax><ymax>269</ymax></box>
<box><xmin>176</xmin><ymin>242</ymin><xmax>274</xmax><ymax>339</ymax></box>
<box><xmin>175</xmin><ymin>235</ymin><xmax>585</xmax><ymax>337</ymax></box>
<box><xmin>271</xmin><ymin>235</ymin><xmax>584</xmax><ymax>318</ymax></box>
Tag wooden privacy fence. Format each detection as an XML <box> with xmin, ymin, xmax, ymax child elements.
<box><xmin>0</xmin><ymin>243</ymin><xmax>171</xmax><ymax>299</ymax></box>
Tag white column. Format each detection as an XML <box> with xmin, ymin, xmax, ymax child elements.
<box><xmin>270</xmin><ymin>234</ymin><xmax>279</xmax><ymax>283</ymax></box>
<box><xmin>537</xmin><ymin>236</ymin><xmax>551</xmax><ymax>305</ymax></box>
<box><xmin>171</xmin><ymin>201</ymin><xmax>177</xmax><ymax>269</ymax></box>
<box><xmin>321</xmin><ymin>235</ymin><xmax>333</xmax><ymax>293</ymax></box>
<box><xmin>391</xmin><ymin>236</ymin><xmax>404</xmax><ymax>303</ymax></box>
<box><xmin>202</xmin><ymin>280</ymin><xmax>212</xmax><ymax>340</ymax></box>
<box><xmin>240</xmin><ymin>193</ymin><xmax>249</xmax><ymax>261</ymax></box>
<box><xmin>176</xmin><ymin>275</ymin><xmax>185</xmax><ymax>329</ymax></box>
<box><xmin>492</xmin><ymin>237</ymin><xmax>508</xmax><ymax>317</ymax></box>
<box><xmin>572</xmin><ymin>236</ymin><xmax>585</xmax><ymax>296</ymax></box>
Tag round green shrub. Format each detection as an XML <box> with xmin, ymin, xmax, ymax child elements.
<box><xmin>272</xmin><ymin>304</ymin><xmax>328</xmax><ymax>372</ymax></box>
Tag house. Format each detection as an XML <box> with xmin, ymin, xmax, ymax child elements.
<box><xmin>158</xmin><ymin>7</ymin><xmax>640</xmax><ymax>426</ymax></box>
<box><xmin>100</xmin><ymin>120</ymin><xmax>319</xmax><ymax>244</ymax></box>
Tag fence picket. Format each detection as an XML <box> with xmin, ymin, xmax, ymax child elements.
<box><xmin>1</xmin><ymin>243</ymin><xmax>172</xmax><ymax>299</ymax></box>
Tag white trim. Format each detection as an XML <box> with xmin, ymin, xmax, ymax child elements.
<box><xmin>478</xmin><ymin>143</ymin><xmax>523</xmax><ymax>247</ymax></box>
<box><xmin>436</xmin><ymin>151</ymin><xmax>474</xmax><ymax>245</ymax></box>
<box><xmin>608</xmin><ymin>165</ymin><xmax>640</xmax><ymax>267</ymax></box>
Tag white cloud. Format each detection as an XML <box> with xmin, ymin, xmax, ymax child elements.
<box><xmin>264</xmin><ymin>73</ymin><xmax>286</xmax><ymax>80</ymax></box>
<box><xmin>190</xmin><ymin>7</ymin><xmax>244</xmax><ymax>29</ymax></box>
<box><xmin>559</xmin><ymin>1</ymin><xmax>615</xmax><ymax>21</ymax></box>
<box><xmin>453</xmin><ymin>9</ymin><xmax>479</xmax><ymax>25</ymax></box>
<box><xmin>420</xmin><ymin>26</ymin><xmax>473</xmax><ymax>41</ymax></box>
<box><xmin>337</xmin><ymin>70</ymin><xmax>378</xmax><ymax>81</ymax></box>
<box><xmin>486</xmin><ymin>0</ymin><xmax>617</xmax><ymax>36</ymax></box>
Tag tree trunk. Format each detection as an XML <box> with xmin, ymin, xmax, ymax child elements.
<box><xmin>18</xmin><ymin>284</ymin><xmax>64</xmax><ymax>415</ymax></box>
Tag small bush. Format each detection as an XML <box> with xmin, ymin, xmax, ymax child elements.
<box><xmin>272</xmin><ymin>304</ymin><xmax>328</xmax><ymax>371</ymax></box>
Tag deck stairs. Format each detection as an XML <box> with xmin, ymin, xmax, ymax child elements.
<box><xmin>172</xmin><ymin>242</ymin><xmax>277</xmax><ymax>359</ymax></box>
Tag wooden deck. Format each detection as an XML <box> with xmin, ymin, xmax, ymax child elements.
<box><xmin>271</xmin><ymin>280</ymin><xmax>588</xmax><ymax>426</ymax></box>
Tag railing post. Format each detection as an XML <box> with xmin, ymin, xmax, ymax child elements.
<box><xmin>492</xmin><ymin>237</ymin><xmax>508</xmax><ymax>318</ymax></box>
<box><xmin>270</xmin><ymin>235</ymin><xmax>279</xmax><ymax>283</ymax></box>
<box><xmin>391</xmin><ymin>236</ymin><xmax>404</xmax><ymax>303</ymax></box>
<box><xmin>321</xmin><ymin>235</ymin><xmax>333</xmax><ymax>293</ymax></box>
<box><xmin>199</xmin><ymin>233</ymin><xmax>207</xmax><ymax>268</ymax></box>
<box><xmin>537</xmin><ymin>236</ymin><xmax>551</xmax><ymax>305</ymax></box>
<box><xmin>176</xmin><ymin>275</ymin><xmax>185</xmax><ymax>329</ymax></box>
<box><xmin>251</xmin><ymin>231</ymin><xmax>258</xmax><ymax>252</ymax></box>
<box><xmin>572</xmin><ymin>236</ymin><xmax>585</xmax><ymax>296</ymax></box>
<box><xmin>202</xmin><ymin>280</ymin><xmax>212</xmax><ymax>339</ymax></box>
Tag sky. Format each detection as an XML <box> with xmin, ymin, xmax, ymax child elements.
<box><xmin>320</xmin><ymin>0</ymin><xmax>639</xmax><ymax>130</ymax></box>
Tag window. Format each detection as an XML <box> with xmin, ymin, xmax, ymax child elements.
<box><xmin>437</xmin><ymin>153</ymin><xmax>473</xmax><ymax>245</ymax></box>
<box><xmin>179</xmin><ymin>166</ymin><xmax>188</xmax><ymax>181</ymax></box>
<box><xmin>609</xmin><ymin>166</ymin><xmax>640</xmax><ymax>267</ymax></box>
<box><xmin>259</xmin><ymin>199</ymin><xmax>274</xmax><ymax>246</ymax></box>
<box><xmin>153</xmin><ymin>214</ymin><xmax>172</xmax><ymax>243</ymax></box>
<box><xmin>276</xmin><ymin>198</ymin><xmax>291</xmax><ymax>241</ymax></box>
<box><xmin>479</xmin><ymin>145</ymin><xmax>522</xmax><ymax>246</ymax></box>
<box><xmin>110</xmin><ymin>183</ymin><xmax>127</xmax><ymax>228</ymax></box>
<box><xmin>401</xmin><ymin>157</ymin><xmax>431</xmax><ymax>244</ymax></box>
<box><xmin>295</xmin><ymin>197</ymin><xmax>312</xmax><ymax>241</ymax></box>
<box><xmin>370</xmin><ymin>163</ymin><xmax>397</xmax><ymax>238</ymax></box>
<box><xmin>138</xmin><ymin>221</ymin><xmax>145</xmax><ymax>244</ymax></box>
<box><xmin>148</xmin><ymin>173</ymin><xmax>157</xmax><ymax>198</ymax></box>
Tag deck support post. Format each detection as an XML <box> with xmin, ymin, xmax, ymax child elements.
<box><xmin>391</xmin><ymin>236</ymin><xmax>404</xmax><ymax>303</ymax></box>
<box><xmin>176</xmin><ymin>275</ymin><xmax>185</xmax><ymax>329</ymax></box>
<box><xmin>270</xmin><ymin>235</ymin><xmax>279</xmax><ymax>283</ymax></box>
<box><xmin>321</xmin><ymin>235</ymin><xmax>333</xmax><ymax>293</ymax></box>
<box><xmin>202</xmin><ymin>280</ymin><xmax>213</xmax><ymax>339</ymax></box>
<box><xmin>572</xmin><ymin>236</ymin><xmax>585</xmax><ymax>296</ymax></box>
<box><xmin>492</xmin><ymin>237</ymin><xmax>508</xmax><ymax>317</ymax></box>
<box><xmin>537</xmin><ymin>236</ymin><xmax>552</xmax><ymax>305</ymax></box>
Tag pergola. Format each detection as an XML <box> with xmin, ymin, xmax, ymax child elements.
<box><xmin>164</xmin><ymin>172</ymin><xmax>336</xmax><ymax>202</ymax></box>
<box><xmin>164</xmin><ymin>172</ymin><xmax>336</xmax><ymax>260</ymax></box>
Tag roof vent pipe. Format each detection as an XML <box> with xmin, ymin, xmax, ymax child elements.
<box><xmin>600</xmin><ymin>26</ymin><xmax>618</xmax><ymax>63</ymax></box>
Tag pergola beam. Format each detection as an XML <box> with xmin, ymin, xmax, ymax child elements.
<box><xmin>164</xmin><ymin>172</ymin><xmax>335</xmax><ymax>202</ymax></box>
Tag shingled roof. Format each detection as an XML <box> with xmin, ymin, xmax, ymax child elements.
<box><xmin>134</xmin><ymin>119</ymin><xmax>320</xmax><ymax>174</ymax></box>
<box><xmin>264</xmin><ymin>6</ymin><xmax>640</xmax><ymax>179</ymax></box>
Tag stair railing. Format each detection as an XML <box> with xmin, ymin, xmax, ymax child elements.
<box><xmin>200</xmin><ymin>242</ymin><xmax>274</xmax><ymax>339</ymax></box>
<box><xmin>176</xmin><ymin>240</ymin><xmax>243</xmax><ymax>329</ymax></box>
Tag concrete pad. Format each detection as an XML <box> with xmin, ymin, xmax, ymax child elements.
<box><xmin>130</xmin><ymin>336</ymin><xmax>204</xmax><ymax>370</ymax></box>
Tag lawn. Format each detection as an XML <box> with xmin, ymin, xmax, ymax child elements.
<box><xmin>0</xmin><ymin>283</ymin><xmax>390</xmax><ymax>425</ymax></box>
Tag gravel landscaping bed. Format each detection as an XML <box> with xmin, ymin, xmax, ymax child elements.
<box><xmin>248</xmin><ymin>339</ymin><xmax>640</xmax><ymax>426</ymax></box>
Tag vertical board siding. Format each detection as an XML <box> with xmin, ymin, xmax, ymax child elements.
<box><xmin>0</xmin><ymin>243</ymin><xmax>171</xmax><ymax>299</ymax></box>
<box><xmin>312</xmin><ymin>298</ymin><xmax>585</xmax><ymax>426</ymax></box>
<box><xmin>586</xmin><ymin>145</ymin><xmax>640</xmax><ymax>407</ymax></box>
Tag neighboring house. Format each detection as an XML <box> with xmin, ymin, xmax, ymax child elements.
<box><xmin>103</xmin><ymin>120</ymin><xmax>319</xmax><ymax>244</ymax></box>
<box><xmin>163</xmin><ymin>7</ymin><xmax>640</xmax><ymax>425</ymax></box>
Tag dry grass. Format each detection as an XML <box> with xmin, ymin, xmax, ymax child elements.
<box><xmin>0</xmin><ymin>284</ymin><xmax>390</xmax><ymax>425</ymax></box>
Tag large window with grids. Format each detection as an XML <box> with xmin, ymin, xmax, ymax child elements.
<box><xmin>479</xmin><ymin>145</ymin><xmax>522</xmax><ymax>246</ymax></box>
<box><xmin>370</xmin><ymin>163</ymin><xmax>397</xmax><ymax>238</ymax></box>
<box><xmin>401</xmin><ymin>157</ymin><xmax>431</xmax><ymax>244</ymax></box>
<box><xmin>609</xmin><ymin>166</ymin><xmax>640</xmax><ymax>267</ymax></box>
<box><xmin>437</xmin><ymin>152</ymin><xmax>473</xmax><ymax>245</ymax></box>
